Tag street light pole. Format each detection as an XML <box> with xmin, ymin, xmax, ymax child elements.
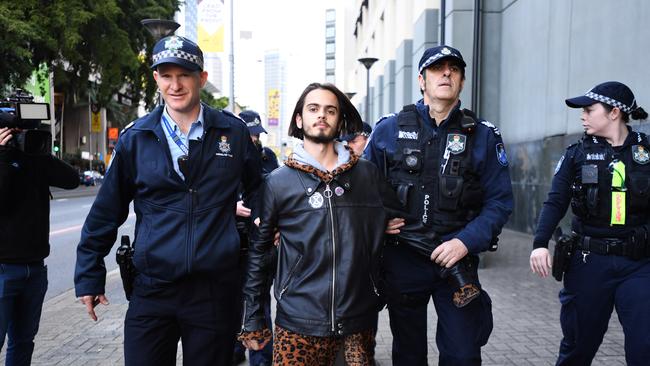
<box><xmin>141</xmin><ymin>19</ymin><xmax>180</xmax><ymax>41</ymax></box>
<box><xmin>141</xmin><ymin>19</ymin><xmax>181</xmax><ymax>106</ymax></box>
<box><xmin>357</xmin><ymin>57</ymin><xmax>378</xmax><ymax>123</ymax></box>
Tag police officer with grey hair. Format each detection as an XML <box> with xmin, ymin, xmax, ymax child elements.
<box><xmin>532</xmin><ymin>81</ymin><xmax>650</xmax><ymax>365</ymax></box>
<box><xmin>74</xmin><ymin>35</ymin><xmax>262</xmax><ymax>365</ymax></box>
<box><xmin>365</xmin><ymin>45</ymin><xmax>513</xmax><ymax>365</ymax></box>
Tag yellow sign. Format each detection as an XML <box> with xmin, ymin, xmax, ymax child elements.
<box><xmin>198</xmin><ymin>0</ymin><xmax>225</xmax><ymax>53</ymax></box>
<box><xmin>267</xmin><ymin>89</ymin><xmax>280</xmax><ymax>126</ymax></box>
<box><xmin>91</xmin><ymin>111</ymin><xmax>101</xmax><ymax>133</ymax></box>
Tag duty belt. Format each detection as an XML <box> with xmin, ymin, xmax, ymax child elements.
<box><xmin>576</xmin><ymin>235</ymin><xmax>649</xmax><ymax>258</ymax></box>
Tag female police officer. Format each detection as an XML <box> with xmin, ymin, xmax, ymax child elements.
<box><xmin>530</xmin><ymin>81</ymin><xmax>650</xmax><ymax>365</ymax></box>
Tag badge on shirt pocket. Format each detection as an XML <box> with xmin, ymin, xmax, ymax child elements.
<box><xmin>632</xmin><ymin>145</ymin><xmax>650</xmax><ymax>164</ymax></box>
<box><xmin>446</xmin><ymin>134</ymin><xmax>466</xmax><ymax>154</ymax></box>
<box><xmin>216</xmin><ymin>135</ymin><xmax>233</xmax><ymax>158</ymax></box>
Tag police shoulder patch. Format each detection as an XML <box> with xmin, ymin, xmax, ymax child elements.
<box><xmin>496</xmin><ymin>143</ymin><xmax>508</xmax><ymax>166</ymax></box>
<box><xmin>481</xmin><ymin>120</ymin><xmax>501</xmax><ymax>136</ymax></box>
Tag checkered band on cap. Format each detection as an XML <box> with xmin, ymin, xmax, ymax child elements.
<box><xmin>419</xmin><ymin>54</ymin><xmax>446</xmax><ymax>74</ymax></box>
<box><xmin>153</xmin><ymin>49</ymin><xmax>203</xmax><ymax>70</ymax></box>
<box><xmin>585</xmin><ymin>91</ymin><xmax>633</xmax><ymax>114</ymax></box>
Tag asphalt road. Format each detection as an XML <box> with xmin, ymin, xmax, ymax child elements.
<box><xmin>47</xmin><ymin>194</ymin><xmax>135</xmax><ymax>300</ymax></box>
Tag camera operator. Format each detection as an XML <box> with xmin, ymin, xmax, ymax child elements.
<box><xmin>0</xmin><ymin>126</ymin><xmax>79</xmax><ymax>364</ymax></box>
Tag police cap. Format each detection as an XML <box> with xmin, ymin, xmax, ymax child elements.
<box><xmin>565</xmin><ymin>81</ymin><xmax>638</xmax><ymax>114</ymax></box>
<box><xmin>151</xmin><ymin>35</ymin><xmax>204</xmax><ymax>72</ymax></box>
<box><xmin>418</xmin><ymin>45</ymin><xmax>466</xmax><ymax>75</ymax></box>
<box><xmin>239</xmin><ymin>110</ymin><xmax>267</xmax><ymax>135</ymax></box>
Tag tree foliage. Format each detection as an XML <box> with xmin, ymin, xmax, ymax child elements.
<box><xmin>0</xmin><ymin>0</ymin><xmax>179</xmax><ymax>109</ymax></box>
<box><xmin>200</xmin><ymin>89</ymin><xmax>229</xmax><ymax>110</ymax></box>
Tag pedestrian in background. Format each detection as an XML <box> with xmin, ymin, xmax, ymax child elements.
<box><xmin>0</xmin><ymin>125</ymin><xmax>79</xmax><ymax>364</ymax></box>
<box><xmin>364</xmin><ymin>45</ymin><xmax>513</xmax><ymax>365</ymax></box>
<box><xmin>74</xmin><ymin>35</ymin><xmax>262</xmax><ymax>365</ymax></box>
<box><xmin>531</xmin><ymin>81</ymin><xmax>650</xmax><ymax>366</ymax></box>
<box><xmin>239</xmin><ymin>82</ymin><xmax>404</xmax><ymax>365</ymax></box>
<box><xmin>232</xmin><ymin>109</ymin><xmax>278</xmax><ymax>366</ymax></box>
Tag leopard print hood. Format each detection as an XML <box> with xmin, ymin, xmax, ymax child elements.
<box><xmin>285</xmin><ymin>141</ymin><xmax>359</xmax><ymax>183</ymax></box>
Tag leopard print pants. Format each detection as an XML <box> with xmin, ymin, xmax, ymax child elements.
<box><xmin>272</xmin><ymin>325</ymin><xmax>375</xmax><ymax>366</ymax></box>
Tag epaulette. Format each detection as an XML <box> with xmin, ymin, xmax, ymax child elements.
<box><xmin>222</xmin><ymin>109</ymin><xmax>247</xmax><ymax>125</ymax></box>
<box><xmin>120</xmin><ymin>121</ymin><xmax>135</xmax><ymax>135</ymax></box>
<box><xmin>635</xmin><ymin>130</ymin><xmax>647</xmax><ymax>144</ymax></box>
<box><xmin>480</xmin><ymin>120</ymin><xmax>501</xmax><ymax>136</ymax></box>
<box><xmin>375</xmin><ymin>113</ymin><xmax>396</xmax><ymax>126</ymax></box>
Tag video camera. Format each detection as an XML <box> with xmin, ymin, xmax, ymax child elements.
<box><xmin>0</xmin><ymin>89</ymin><xmax>51</xmax><ymax>155</ymax></box>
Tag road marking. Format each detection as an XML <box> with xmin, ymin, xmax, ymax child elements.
<box><xmin>55</xmin><ymin>198</ymin><xmax>69</xmax><ymax>202</ymax></box>
<box><xmin>49</xmin><ymin>213</ymin><xmax>136</xmax><ymax>236</ymax></box>
<box><xmin>50</xmin><ymin>225</ymin><xmax>83</xmax><ymax>236</ymax></box>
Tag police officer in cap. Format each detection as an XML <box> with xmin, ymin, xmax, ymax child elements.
<box><xmin>74</xmin><ymin>35</ymin><xmax>262</xmax><ymax>365</ymax></box>
<box><xmin>364</xmin><ymin>45</ymin><xmax>513</xmax><ymax>365</ymax></box>
<box><xmin>232</xmin><ymin>109</ymin><xmax>277</xmax><ymax>366</ymax></box>
<box><xmin>531</xmin><ymin>81</ymin><xmax>650</xmax><ymax>365</ymax></box>
<box><xmin>240</xmin><ymin>110</ymin><xmax>279</xmax><ymax>175</ymax></box>
<box><xmin>340</xmin><ymin>122</ymin><xmax>373</xmax><ymax>156</ymax></box>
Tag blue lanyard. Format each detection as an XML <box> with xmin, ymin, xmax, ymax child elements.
<box><xmin>161</xmin><ymin>115</ymin><xmax>189</xmax><ymax>155</ymax></box>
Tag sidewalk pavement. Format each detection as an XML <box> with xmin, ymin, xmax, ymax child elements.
<box><xmin>51</xmin><ymin>185</ymin><xmax>101</xmax><ymax>200</ymax></box>
<box><xmin>1</xmin><ymin>229</ymin><xmax>626</xmax><ymax>365</ymax></box>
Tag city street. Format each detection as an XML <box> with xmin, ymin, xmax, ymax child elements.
<box><xmin>1</xmin><ymin>216</ymin><xmax>626</xmax><ymax>365</ymax></box>
<box><xmin>45</xmin><ymin>192</ymin><xmax>136</xmax><ymax>300</ymax></box>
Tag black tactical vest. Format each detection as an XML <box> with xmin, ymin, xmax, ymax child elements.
<box><xmin>571</xmin><ymin>132</ymin><xmax>650</xmax><ymax>228</ymax></box>
<box><xmin>387</xmin><ymin>105</ymin><xmax>484</xmax><ymax>235</ymax></box>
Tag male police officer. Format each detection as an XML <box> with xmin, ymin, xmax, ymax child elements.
<box><xmin>364</xmin><ymin>45</ymin><xmax>513</xmax><ymax>365</ymax></box>
<box><xmin>340</xmin><ymin>122</ymin><xmax>373</xmax><ymax>156</ymax></box>
<box><xmin>233</xmin><ymin>109</ymin><xmax>277</xmax><ymax>366</ymax></box>
<box><xmin>74</xmin><ymin>35</ymin><xmax>262</xmax><ymax>365</ymax></box>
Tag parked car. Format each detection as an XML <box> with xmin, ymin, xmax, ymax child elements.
<box><xmin>80</xmin><ymin>170</ymin><xmax>103</xmax><ymax>186</ymax></box>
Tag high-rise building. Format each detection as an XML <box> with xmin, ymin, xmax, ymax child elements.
<box><xmin>325</xmin><ymin>9</ymin><xmax>336</xmax><ymax>84</ymax></box>
<box><xmin>175</xmin><ymin>0</ymin><xmax>198</xmax><ymax>42</ymax></box>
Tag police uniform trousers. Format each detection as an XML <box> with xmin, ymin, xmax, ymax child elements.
<box><xmin>557</xmin><ymin>252</ymin><xmax>650</xmax><ymax>366</ymax></box>
<box><xmin>124</xmin><ymin>269</ymin><xmax>240</xmax><ymax>366</ymax></box>
<box><xmin>382</xmin><ymin>244</ymin><xmax>492</xmax><ymax>366</ymax></box>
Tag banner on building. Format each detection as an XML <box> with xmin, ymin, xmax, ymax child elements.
<box><xmin>91</xmin><ymin>104</ymin><xmax>101</xmax><ymax>133</ymax></box>
<box><xmin>267</xmin><ymin>89</ymin><xmax>280</xmax><ymax>126</ymax></box>
<box><xmin>198</xmin><ymin>0</ymin><xmax>225</xmax><ymax>53</ymax></box>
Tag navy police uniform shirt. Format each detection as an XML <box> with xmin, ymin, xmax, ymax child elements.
<box><xmin>75</xmin><ymin>104</ymin><xmax>262</xmax><ymax>296</ymax></box>
<box><xmin>533</xmin><ymin>128</ymin><xmax>648</xmax><ymax>248</ymax></box>
<box><xmin>364</xmin><ymin>99</ymin><xmax>513</xmax><ymax>253</ymax></box>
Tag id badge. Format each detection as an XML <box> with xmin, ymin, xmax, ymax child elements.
<box><xmin>610</xmin><ymin>191</ymin><xmax>626</xmax><ymax>225</ymax></box>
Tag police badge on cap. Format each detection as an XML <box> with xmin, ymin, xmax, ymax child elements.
<box><xmin>151</xmin><ymin>35</ymin><xmax>204</xmax><ymax>71</ymax></box>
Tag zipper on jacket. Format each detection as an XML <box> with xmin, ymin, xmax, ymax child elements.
<box><xmin>187</xmin><ymin>188</ymin><xmax>196</xmax><ymax>274</ymax></box>
<box><xmin>278</xmin><ymin>255</ymin><xmax>303</xmax><ymax>301</ymax></box>
<box><xmin>324</xmin><ymin>183</ymin><xmax>337</xmax><ymax>332</ymax></box>
<box><xmin>240</xmin><ymin>299</ymin><xmax>247</xmax><ymax>332</ymax></box>
<box><xmin>370</xmin><ymin>274</ymin><xmax>379</xmax><ymax>296</ymax></box>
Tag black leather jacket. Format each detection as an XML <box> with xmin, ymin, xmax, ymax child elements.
<box><xmin>242</xmin><ymin>158</ymin><xmax>402</xmax><ymax>337</ymax></box>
